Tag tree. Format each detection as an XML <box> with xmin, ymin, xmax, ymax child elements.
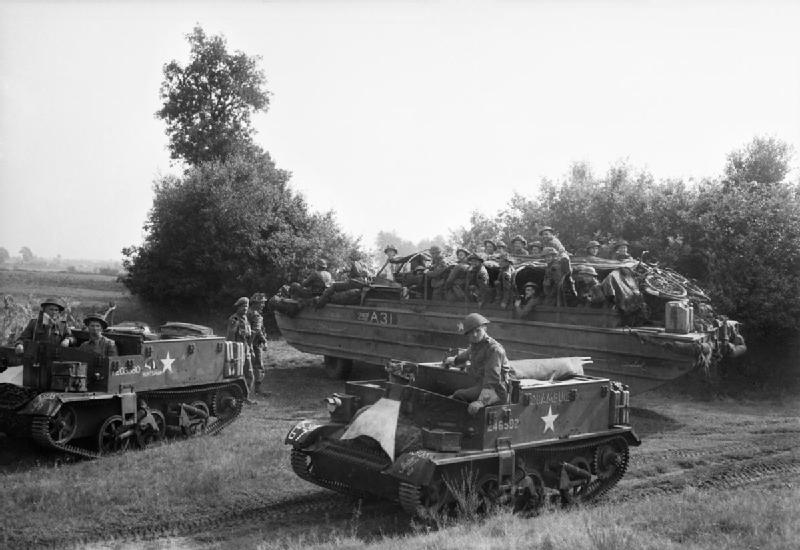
<box><xmin>156</xmin><ymin>26</ymin><xmax>270</xmax><ymax>166</ymax></box>
<box><xmin>0</xmin><ymin>247</ymin><xmax>9</xmax><ymax>265</ymax></box>
<box><xmin>724</xmin><ymin>136</ymin><xmax>793</xmax><ymax>187</ymax></box>
<box><xmin>19</xmin><ymin>247</ymin><xmax>33</xmax><ymax>263</ymax></box>
<box><xmin>122</xmin><ymin>151</ymin><xmax>357</xmax><ymax>310</ymax></box>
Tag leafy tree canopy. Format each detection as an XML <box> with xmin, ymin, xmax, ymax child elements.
<box><xmin>0</xmin><ymin>247</ymin><xmax>9</xmax><ymax>264</ymax></box>
<box><xmin>156</xmin><ymin>26</ymin><xmax>270</xmax><ymax>166</ymax></box>
<box><xmin>122</xmin><ymin>150</ymin><xmax>358</xmax><ymax>310</ymax></box>
<box><xmin>724</xmin><ymin>135</ymin><xmax>794</xmax><ymax>187</ymax></box>
<box><xmin>19</xmin><ymin>247</ymin><xmax>34</xmax><ymax>263</ymax></box>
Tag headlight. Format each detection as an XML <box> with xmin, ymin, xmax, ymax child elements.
<box><xmin>325</xmin><ymin>396</ymin><xmax>342</xmax><ymax>414</ymax></box>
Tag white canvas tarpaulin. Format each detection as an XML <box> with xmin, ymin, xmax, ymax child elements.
<box><xmin>340</xmin><ymin>397</ymin><xmax>400</xmax><ymax>460</ymax></box>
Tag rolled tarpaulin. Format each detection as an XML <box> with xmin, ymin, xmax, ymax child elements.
<box><xmin>511</xmin><ymin>357</ymin><xmax>591</xmax><ymax>381</ymax></box>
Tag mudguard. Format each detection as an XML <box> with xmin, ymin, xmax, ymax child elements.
<box><xmin>285</xmin><ymin>421</ymin><xmax>344</xmax><ymax>449</ymax></box>
<box><xmin>385</xmin><ymin>450</ymin><xmax>444</xmax><ymax>486</ymax></box>
<box><xmin>18</xmin><ymin>392</ymin><xmax>63</xmax><ymax>417</ymax></box>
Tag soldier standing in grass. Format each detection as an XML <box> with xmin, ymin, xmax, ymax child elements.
<box><xmin>248</xmin><ymin>293</ymin><xmax>270</xmax><ymax>397</ymax></box>
<box><xmin>445</xmin><ymin>313</ymin><xmax>516</xmax><ymax>415</ymax></box>
<box><xmin>79</xmin><ymin>314</ymin><xmax>118</xmax><ymax>357</ymax></box>
<box><xmin>14</xmin><ymin>297</ymin><xmax>75</xmax><ymax>355</ymax></box>
<box><xmin>227</xmin><ymin>297</ymin><xmax>257</xmax><ymax>405</ymax></box>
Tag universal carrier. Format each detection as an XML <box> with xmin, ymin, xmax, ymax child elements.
<box><xmin>0</xmin><ymin>322</ymin><xmax>248</xmax><ymax>458</ymax></box>
<box><xmin>287</xmin><ymin>357</ymin><xmax>640</xmax><ymax>517</ymax></box>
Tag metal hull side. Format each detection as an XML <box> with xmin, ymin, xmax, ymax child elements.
<box><xmin>275</xmin><ymin>302</ymin><xmax>702</xmax><ymax>394</ymax></box>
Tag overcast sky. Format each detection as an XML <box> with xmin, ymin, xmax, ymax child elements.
<box><xmin>1</xmin><ymin>1</ymin><xmax>799</xmax><ymax>261</ymax></box>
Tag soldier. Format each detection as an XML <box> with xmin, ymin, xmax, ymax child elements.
<box><xmin>14</xmin><ymin>297</ymin><xmax>75</xmax><ymax>355</ymax></box>
<box><xmin>539</xmin><ymin>227</ymin><xmax>566</xmax><ymax>255</ymax></box>
<box><xmin>510</xmin><ymin>235</ymin><xmax>529</xmax><ymax>256</ymax></box>
<box><xmin>528</xmin><ymin>240</ymin><xmax>543</xmax><ymax>257</ymax></box>
<box><xmin>378</xmin><ymin>244</ymin><xmax>402</xmax><ymax>281</ymax></box>
<box><xmin>572</xmin><ymin>266</ymin><xmax>606</xmax><ymax>307</ymax></box>
<box><xmin>316</xmin><ymin>250</ymin><xmax>372</xmax><ymax>307</ymax></box>
<box><xmin>585</xmin><ymin>240</ymin><xmax>601</xmax><ymax>260</ymax></box>
<box><xmin>482</xmin><ymin>239</ymin><xmax>497</xmax><ymax>260</ymax></box>
<box><xmin>290</xmin><ymin>259</ymin><xmax>332</xmax><ymax>299</ymax></box>
<box><xmin>514</xmin><ymin>282</ymin><xmax>538</xmax><ymax>319</ymax></box>
<box><xmin>227</xmin><ymin>297</ymin><xmax>257</xmax><ymax>405</ymax></box>
<box><xmin>78</xmin><ymin>314</ymin><xmax>118</xmax><ymax>357</ymax></box>
<box><xmin>466</xmin><ymin>254</ymin><xmax>491</xmax><ymax>305</ymax></box>
<box><xmin>444</xmin><ymin>313</ymin><xmax>516</xmax><ymax>415</ymax></box>
<box><xmin>445</xmin><ymin>248</ymin><xmax>471</xmax><ymax>301</ymax></box>
<box><xmin>247</xmin><ymin>292</ymin><xmax>270</xmax><ymax>397</ymax></box>
<box><xmin>426</xmin><ymin>245</ymin><xmax>450</xmax><ymax>300</ymax></box>
<box><xmin>613</xmin><ymin>240</ymin><xmax>633</xmax><ymax>261</ymax></box>
<box><xmin>495</xmin><ymin>240</ymin><xmax>508</xmax><ymax>257</ymax></box>
<box><xmin>494</xmin><ymin>253</ymin><xmax>516</xmax><ymax>309</ymax></box>
<box><xmin>542</xmin><ymin>247</ymin><xmax>573</xmax><ymax>306</ymax></box>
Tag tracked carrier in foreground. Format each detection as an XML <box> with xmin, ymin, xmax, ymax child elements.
<box><xmin>0</xmin><ymin>322</ymin><xmax>248</xmax><ymax>458</ymax></box>
<box><xmin>287</xmin><ymin>358</ymin><xmax>640</xmax><ymax>517</ymax></box>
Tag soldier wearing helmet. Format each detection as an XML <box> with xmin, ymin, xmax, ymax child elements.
<box><xmin>514</xmin><ymin>281</ymin><xmax>538</xmax><ymax>319</ymax></box>
<box><xmin>510</xmin><ymin>235</ymin><xmax>529</xmax><ymax>256</ymax></box>
<box><xmin>466</xmin><ymin>254</ymin><xmax>491</xmax><ymax>305</ymax></box>
<box><xmin>445</xmin><ymin>248</ymin><xmax>472</xmax><ymax>301</ymax></box>
<box><xmin>78</xmin><ymin>314</ymin><xmax>118</xmax><ymax>357</ymax></box>
<box><xmin>290</xmin><ymin>259</ymin><xmax>333</xmax><ymax>300</ymax></box>
<box><xmin>378</xmin><ymin>244</ymin><xmax>402</xmax><ymax>282</ymax></box>
<box><xmin>316</xmin><ymin>250</ymin><xmax>373</xmax><ymax>308</ymax></box>
<box><xmin>538</xmin><ymin>227</ymin><xmax>566</xmax><ymax>255</ymax></box>
<box><xmin>14</xmin><ymin>297</ymin><xmax>75</xmax><ymax>355</ymax></box>
<box><xmin>426</xmin><ymin>245</ymin><xmax>450</xmax><ymax>300</ymax></box>
<box><xmin>495</xmin><ymin>240</ymin><xmax>508</xmax><ymax>257</ymax></box>
<box><xmin>247</xmin><ymin>292</ymin><xmax>270</xmax><ymax>396</ymax></box>
<box><xmin>482</xmin><ymin>239</ymin><xmax>497</xmax><ymax>260</ymax></box>
<box><xmin>572</xmin><ymin>265</ymin><xmax>605</xmax><ymax>307</ymax></box>
<box><xmin>542</xmin><ymin>247</ymin><xmax>573</xmax><ymax>306</ymax></box>
<box><xmin>444</xmin><ymin>313</ymin><xmax>516</xmax><ymax>415</ymax></box>
<box><xmin>585</xmin><ymin>240</ymin><xmax>601</xmax><ymax>260</ymax></box>
<box><xmin>494</xmin><ymin>253</ymin><xmax>516</xmax><ymax>309</ymax></box>
<box><xmin>613</xmin><ymin>240</ymin><xmax>632</xmax><ymax>261</ymax></box>
<box><xmin>227</xmin><ymin>297</ymin><xmax>257</xmax><ymax>405</ymax></box>
<box><xmin>528</xmin><ymin>240</ymin><xmax>543</xmax><ymax>257</ymax></box>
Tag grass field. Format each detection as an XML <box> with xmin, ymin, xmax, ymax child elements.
<box><xmin>1</xmin><ymin>269</ymin><xmax>799</xmax><ymax>549</ymax></box>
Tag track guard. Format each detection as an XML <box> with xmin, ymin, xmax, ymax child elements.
<box><xmin>285</xmin><ymin>421</ymin><xmax>344</xmax><ymax>449</ymax></box>
<box><xmin>386</xmin><ymin>450</ymin><xmax>440</xmax><ymax>486</ymax></box>
<box><xmin>18</xmin><ymin>392</ymin><xmax>62</xmax><ymax>417</ymax></box>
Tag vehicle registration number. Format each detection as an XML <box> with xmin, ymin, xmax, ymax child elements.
<box><xmin>354</xmin><ymin>310</ymin><xmax>397</xmax><ymax>325</ymax></box>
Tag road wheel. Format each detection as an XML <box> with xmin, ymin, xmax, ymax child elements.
<box><xmin>97</xmin><ymin>415</ymin><xmax>130</xmax><ymax>454</ymax></box>
<box><xmin>323</xmin><ymin>356</ymin><xmax>353</xmax><ymax>380</ymax></box>
<box><xmin>48</xmin><ymin>405</ymin><xmax>78</xmax><ymax>445</ymax></box>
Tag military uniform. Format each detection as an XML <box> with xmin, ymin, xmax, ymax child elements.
<box><xmin>585</xmin><ymin>240</ymin><xmax>601</xmax><ymax>260</ymax></box>
<box><xmin>290</xmin><ymin>263</ymin><xmax>332</xmax><ymax>299</ymax></box>
<box><xmin>542</xmin><ymin>249</ymin><xmax>572</xmax><ymax>306</ymax></box>
<box><xmin>15</xmin><ymin>298</ymin><xmax>75</xmax><ymax>354</ymax></box>
<box><xmin>247</xmin><ymin>293</ymin><xmax>268</xmax><ymax>394</ymax></box>
<box><xmin>514</xmin><ymin>283</ymin><xmax>538</xmax><ymax>320</ymax></box>
<box><xmin>227</xmin><ymin>298</ymin><xmax>254</xmax><ymax>400</ymax></box>
<box><xmin>510</xmin><ymin>235</ymin><xmax>529</xmax><ymax>256</ymax></box>
<box><xmin>79</xmin><ymin>335</ymin><xmax>118</xmax><ymax>357</ymax></box>
<box><xmin>493</xmin><ymin>254</ymin><xmax>516</xmax><ymax>309</ymax></box>
<box><xmin>317</xmin><ymin>255</ymin><xmax>372</xmax><ymax>307</ymax></box>
<box><xmin>539</xmin><ymin>227</ymin><xmax>566</xmax><ymax>255</ymax></box>
<box><xmin>613</xmin><ymin>240</ymin><xmax>633</xmax><ymax>261</ymax></box>
<box><xmin>426</xmin><ymin>247</ymin><xmax>450</xmax><ymax>300</ymax></box>
<box><xmin>466</xmin><ymin>255</ymin><xmax>491</xmax><ymax>304</ymax></box>
<box><xmin>452</xmin><ymin>335</ymin><xmax>514</xmax><ymax>404</ymax></box>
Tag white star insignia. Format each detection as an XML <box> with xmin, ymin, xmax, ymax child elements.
<box><xmin>160</xmin><ymin>351</ymin><xmax>175</xmax><ymax>373</ymax></box>
<box><xmin>456</xmin><ymin>322</ymin><xmax>464</xmax><ymax>333</ymax></box>
<box><xmin>541</xmin><ymin>405</ymin><xmax>558</xmax><ymax>434</ymax></box>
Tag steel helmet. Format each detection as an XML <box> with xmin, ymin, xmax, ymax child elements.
<box><xmin>460</xmin><ymin>313</ymin><xmax>490</xmax><ymax>334</ymax></box>
<box><xmin>83</xmin><ymin>314</ymin><xmax>108</xmax><ymax>329</ymax></box>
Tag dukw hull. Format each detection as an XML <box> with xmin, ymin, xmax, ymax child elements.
<box><xmin>275</xmin><ymin>299</ymin><xmax>715</xmax><ymax>394</ymax></box>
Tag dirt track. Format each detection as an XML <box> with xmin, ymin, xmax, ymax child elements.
<box><xmin>4</xmin><ymin>356</ymin><xmax>799</xmax><ymax>549</ymax></box>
